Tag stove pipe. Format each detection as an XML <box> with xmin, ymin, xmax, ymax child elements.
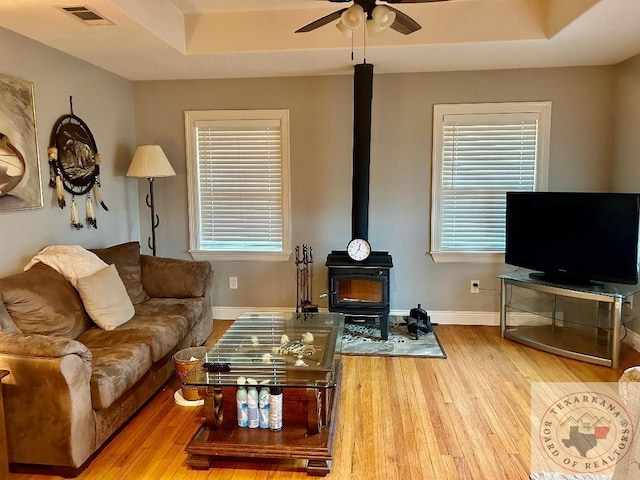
<box><xmin>352</xmin><ymin>63</ymin><xmax>373</xmax><ymax>241</ymax></box>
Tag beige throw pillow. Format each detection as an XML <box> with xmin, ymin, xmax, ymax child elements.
<box><xmin>77</xmin><ymin>264</ymin><xmax>135</xmax><ymax>330</ymax></box>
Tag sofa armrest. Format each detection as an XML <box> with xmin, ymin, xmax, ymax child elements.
<box><xmin>0</xmin><ymin>332</ymin><xmax>96</xmax><ymax>467</ymax></box>
<box><xmin>140</xmin><ymin>254</ymin><xmax>212</xmax><ymax>298</ymax></box>
<box><xmin>0</xmin><ymin>332</ymin><xmax>92</xmax><ymax>363</ymax></box>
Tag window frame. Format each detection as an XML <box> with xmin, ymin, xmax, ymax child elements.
<box><xmin>184</xmin><ymin>109</ymin><xmax>292</xmax><ymax>262</ymax></box>
<box><xmin>430</xmin><ymin>101</ymin><xmax>551</xmax><ymax>263</ymax></box>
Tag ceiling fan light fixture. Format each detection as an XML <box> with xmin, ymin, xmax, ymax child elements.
<box><xmin>372</xmin><ymin>5</ymin><xmax>396</xmax><ymax>29</ymax></box>
<box><xmin>340</xmin><ymin>4</ymin><xmax>364</xmax><ymax>30</ymax></box>
<box><xmin>336</xmin><ymin>20</ymin><xmax>354</xmax><ymax>37</ymax></box>
<box><xmin>366</xmin><ymin>18</ymin><xmax>386</xmax><ymax>36</ymax></box>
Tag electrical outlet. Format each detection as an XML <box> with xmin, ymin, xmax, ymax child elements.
<box><xmin>470</xmin><ymin>280</ymin><xmax>480</xmax><ymax>294</ymax></box>
<box><xmin>229</xmin><ymin>276</ymin><xmax>238</xmax><ymax>289</ymax></box>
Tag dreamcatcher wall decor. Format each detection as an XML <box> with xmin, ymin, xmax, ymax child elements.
<box><xmin>47</xmin><ymin>97</ymin><xmax>108</xmax><ymax>229</ymax></box>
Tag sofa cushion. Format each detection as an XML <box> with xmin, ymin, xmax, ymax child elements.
<box><xmin>134</xmin><ymin>298</ymin><xmax>205</xmax><ymax>330</ymax></box>
<box><xmin>0</xmin><ymin>263</ymin><xmax>90</xmax><ymax>338</ymax></box>
<box><xmin>0</xmin><ymin>300</ymin><xmax>21</xmax><ymax>333</ymax></box>
<box><xmin>88</xmin><ymin>343</ymin><xmax>152</xmax><ymax>410</ymax></box>
<box><xmin>90</xmin><ymin>242</ymin><xmax>149</xmax><ymax>305</ymax></box>
<box><xmin>77</xmin><ymin>264</ymin><xmax>135</xmax><ymax>330</ymax></box>
<box><xmin>141</xmin><ymin>255</ymin><xmax>211</xmax><ymax>298</ymax></box>
<box><xmin>77</xmin><ymin>314</ymin><xmax>189</xmax><ymax>362</ymax></box>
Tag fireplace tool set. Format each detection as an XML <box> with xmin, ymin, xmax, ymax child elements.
<box><xmin>295</xmin><ymin>245</ymin><xmax>318</xmax><ymax>313</ymax></box>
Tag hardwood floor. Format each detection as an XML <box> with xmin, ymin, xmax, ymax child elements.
<box><xmin>9</xmin><ymin>322</ymin><xmax>640</xmax><ymax>480</ymax></box>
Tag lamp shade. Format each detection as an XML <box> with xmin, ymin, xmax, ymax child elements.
<box><xmin>126</xmin><ymin>145</ymin><xmax>176</xmax><ymax>178</ymax></box>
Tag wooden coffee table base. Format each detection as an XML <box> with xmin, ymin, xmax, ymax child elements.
<box><xmin>185</xmin><ymin>362</ymin><xmax>342</xmax><ymax>477</ymax></box>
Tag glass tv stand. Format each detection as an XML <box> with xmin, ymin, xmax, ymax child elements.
<box><xmin>500</xmin><ymin>272</ymin><xmax>640</xmax><ymax>368</ymax></box>
<box><xmin>183</xmin><ymin>311</ymin><xmax>344</xmax><ymax>476</ymax></box>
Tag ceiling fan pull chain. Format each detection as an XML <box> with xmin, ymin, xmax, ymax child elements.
<box><xmin>351</xmin><ymin>31</ymin><xmax>354</xmax><ymax>61</ymax></box>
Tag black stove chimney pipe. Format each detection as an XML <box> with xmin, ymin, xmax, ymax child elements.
<box><xmin>352</xmin><ymin>63</ymin><xmax>373</xmax><ymax>241</ymax></box>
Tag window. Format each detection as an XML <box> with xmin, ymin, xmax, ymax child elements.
<box><xmin>185</xmin><ymin>109</ymin><xmax>291</xmax><ymax>261</ymax></box>
<box><xmin>430</xmin><ymin>102</ymin><xmax>551</xmax><ymax>263</ymax></box>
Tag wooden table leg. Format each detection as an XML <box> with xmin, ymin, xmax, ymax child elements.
<box><xmin>203</xmin><ymin>386</ymin><xmax>223</xmax><ymax>430</ymax></box>
<box><xmin>0</xmin><ymin>371</ymin><xmax>10</xmax><ymax>480</ymax></box>
<box><xmin>307</xmin><ymin>459</ymin><xmax>331</xmax><ymax>476</ymax></box>
<box><xmin>307</xmin><ymin>387</ymin><xmax>321</xmax><ymax>434</ymax></box>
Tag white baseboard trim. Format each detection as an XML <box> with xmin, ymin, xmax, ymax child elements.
<box><xmin>427</xmin><ymin>311</ymin><xmax>500</xmax><ymax>326</ymax></box>
<box><xmin>624</xmin><ymin>328</ymin><xmax>640</xmax><ymax>353</ymax></box>
<box><xmin>212</xmin><ymin>307</ymin><xmax>501</xmax><ymax>326</ymax></box>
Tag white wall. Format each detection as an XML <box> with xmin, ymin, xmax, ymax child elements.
<box><xmin>0</xmin><ymin>27</ymin><xmax>138</xmax><ymax>277</ymax></box>
<box><xmin>133</xmin><ymin>65</ymin><xmax>616</xmax><ymax>314</ymax></box>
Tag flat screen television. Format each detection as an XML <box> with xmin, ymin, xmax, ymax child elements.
<box><xmin>505</xmin><ymin>192</ymin><xmax>640</xmax><ymax>286</ymax></box>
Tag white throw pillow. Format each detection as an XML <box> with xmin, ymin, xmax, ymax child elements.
<box><xmin>77</xmin><ymin>264</ymin><xmax>135</xmax><ymax>330</ymax></box>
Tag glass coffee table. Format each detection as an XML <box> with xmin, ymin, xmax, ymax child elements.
<box><xmin>184</xmin><ymin>312</ymin><xmax>344</xmax><ymax>477</ymax></box>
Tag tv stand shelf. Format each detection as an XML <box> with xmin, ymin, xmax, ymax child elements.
<box><xmin>499</xmin><ymin>273</ymin><xmax>640</xmax><ymax>368</ymax></box>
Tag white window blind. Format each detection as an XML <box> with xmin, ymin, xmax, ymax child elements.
<box><xmin>431</xmin><ymin>103</ymin><xmax>551</xmax><ymax>262</ymax></box>
<box><xmin>441</xmin><ymin>113</ymin><xmax>538</xmax><ymax>251</ymax></box>
<box><xmin>185</xmin><ymin>110</ymin><xmax>291</xmax><ymax>261</ymax></box>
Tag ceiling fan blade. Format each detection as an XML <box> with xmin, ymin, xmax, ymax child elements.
<box><xmin>296</xmin><ymin>9</ymin><xmax>347</xmax><ymax>33</ymax></box>
<box><xmin>386</xmin><ymin>5</ymin><xmax>422</xmax><ymax>34</ymax></box>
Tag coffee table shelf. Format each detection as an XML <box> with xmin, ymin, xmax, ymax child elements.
<box><xmin>184</xmin><ymin>312</ymin><xmax>344</xmax><ymax>477</ymax></box>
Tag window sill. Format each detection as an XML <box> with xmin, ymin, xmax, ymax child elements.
<box><xmin>430</xmin><ymin>251</ymin><xmax>505</xmax><ymax>264</ymax></box>
<box><xmin>189</xmin><ymin>250</ymin><xmax>292</xmax><ymax>262</ymax></box>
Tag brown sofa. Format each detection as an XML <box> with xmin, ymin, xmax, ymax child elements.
<box><xmin>0</xmin><ymin>242</ymin><xmax>213</xmax><ymax>474</ymax></box>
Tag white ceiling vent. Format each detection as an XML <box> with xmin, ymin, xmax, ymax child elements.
<box><xmin>59</xmin><ymin>6</ymin><xmax>114</xmax><ymax>26</ymax></box>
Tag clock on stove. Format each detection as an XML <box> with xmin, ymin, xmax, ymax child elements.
<box><xmin>346</xmin><ymin>238</ymin><xmax>371</xmax><ymax>261</ymax></box>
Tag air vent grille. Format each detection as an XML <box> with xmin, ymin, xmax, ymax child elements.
<box><xmin>60</xmin><ymin>6</ymin><xmax>114</xmax><ymax>25</ymax></box>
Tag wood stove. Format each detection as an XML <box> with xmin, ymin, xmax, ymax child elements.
<box><xmin>325</xmin><ymin>62</ymin><xmax>394</xmax><ymax>340</ymax></box>
<box><xmin>326</xmin><ymin>63</ymin><xmax>393</xmax><ymax>340</ymax></box>
<box><xmin>326</xmin><ymin>251</ymin><xmax>392</xmax><ymax>339</ymax></box>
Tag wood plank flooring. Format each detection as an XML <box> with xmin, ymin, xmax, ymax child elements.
<box><xmin>9</xmin><ymin>322</ymin><xmax>640</xmax><ymax>480</ymax></box>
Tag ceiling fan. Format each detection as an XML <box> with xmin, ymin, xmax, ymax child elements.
<box><xmin>295</xmin><ymin>0</ymin><xmax>450</xmax><ymax>36</ymax></box>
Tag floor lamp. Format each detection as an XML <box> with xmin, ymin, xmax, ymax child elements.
<box><xmin>126</xmin><ymin>145</ymin><xmax>176</xmax><ymax>256</ymax></box>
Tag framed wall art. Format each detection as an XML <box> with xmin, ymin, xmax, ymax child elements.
<box><xmin>0</xmin><ymin>73</ymin><xmax>43</xmax><ymax>212</ymax></box>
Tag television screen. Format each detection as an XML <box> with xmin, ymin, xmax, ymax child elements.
<box><xmin>505</xmin><ymin>192</ymin><xmax>640</xmax><ymax>286</ymax></box>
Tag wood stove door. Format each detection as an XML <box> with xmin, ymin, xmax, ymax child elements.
<box><xmin>330</xmin><ymin>272</ymin><xmax>388</xmax><ymax>309</ymax></box>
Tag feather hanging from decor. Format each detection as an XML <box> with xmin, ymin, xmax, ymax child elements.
<box><xmin>92</xmin><ymin>181</ymin><xmax>108</xmax><ymax>211</ymax></box>
<box><xmin>86</xmin><ymin>195</ymin><xmax>97</xmax><ymax>228</ymax></box>
<box><xmin>47</xmin><ymin>146</ymin><xmax>66</xmax><ymax>208</ymax></box>
<box><xmin>55</xmin><ymin>175</ymin><xmax>65</xmax><ymax>208</ymax></box>
<box><xmin>70</xmin><ymin>197</ymin><xmax>83</xmax><ymax>230</ymax></box>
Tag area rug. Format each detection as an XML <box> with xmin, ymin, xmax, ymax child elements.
<box><xmin>340</xmin><ymin>316</ymin><xmax>446</xmax><ymax>358</ymax></box>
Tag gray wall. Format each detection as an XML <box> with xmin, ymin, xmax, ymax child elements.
<box><xmin>612</xmin><ymin>54</ymin><xmax>640</xmax><ymax>331</ymax></box>
<box><xmin>613</xmin><ymin>54</ymin><xmax>640</xmax><ymax>192</ymax></box>
<box><xmin>0</xmin><ymin>27</ymin><xmax>138</xmax><ymax>277</ymax></box>
<box><xmin>133</xmin><ymin>65</ymin><xmax>616</xmax><ymax>314</ymax></box>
